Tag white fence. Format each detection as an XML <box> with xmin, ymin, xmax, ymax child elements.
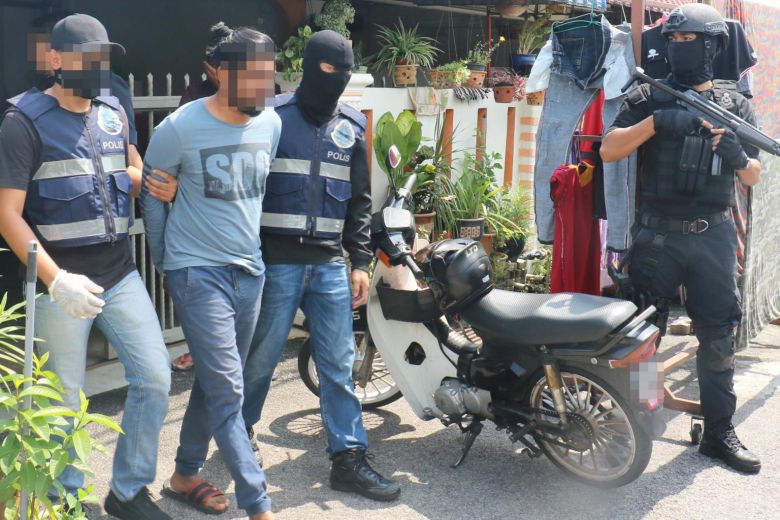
<box><xmin>123</xmin><ymin>73</ymin><xmax>539</xmax><ymax>349</ymax></box>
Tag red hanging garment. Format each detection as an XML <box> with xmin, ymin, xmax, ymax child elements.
<box><xmin>549</xmin><ymin>93</ymin><xmax>604</xmax><ymax>295</ymax></box>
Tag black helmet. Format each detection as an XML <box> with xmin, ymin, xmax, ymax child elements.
<box><xmin>421</xmin><ymin>238</ymin><xmax>493</xmax><ymax>311</ymax></box>
<box><xmin>662</xmin><ymin>3</ymin><xmax>729</xmax><ymax>49</ymax></box>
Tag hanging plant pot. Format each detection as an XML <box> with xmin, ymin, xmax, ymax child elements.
<box><xmin>465</xmin><ymin>64</ymin><xmax>487</xmax><ymax>88</ymax></box>
<box><xmin>456</xmin><ymin>218</ymin><xmax>485</xmax><ymax>240</ymax></box>
<box><xmin>511</xmin><ymin>53</ymin><xmax>537</xmax><ymax>75</ymax></box>
<box><xmin>413</xmin><ymin>212</ymin><xmax>436</xmax><ymax>240</ymax></box>
<box><xmin>393</xmin><ymin>64</ymin><xmax>418</xmax><ymax>86</ymax></box>
<box><xmin>526</xmin><ymin>90</ymin><xmax>546</xmax><ymax>106</ymax></box>
<box><xmin>493</xmin><ymin>83</ymin><xmax>515</xmax><ymax>103</ymax></box>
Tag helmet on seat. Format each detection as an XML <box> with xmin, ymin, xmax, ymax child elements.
<box><xmin>419</xmin><ymin>238</ymin><xmax>493</xmax><ymax>311</ymax></box>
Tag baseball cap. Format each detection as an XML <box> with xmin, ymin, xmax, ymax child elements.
<box><xmin>51</xmin><ymin>13</ymin><xmax>125</xmax><ymax>55</ymax></box>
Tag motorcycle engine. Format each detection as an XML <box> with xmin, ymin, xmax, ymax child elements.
<box><xmin>433</xmin><ymin>378</ymin><xmax>493</xmax><ymax>418</ymax></box>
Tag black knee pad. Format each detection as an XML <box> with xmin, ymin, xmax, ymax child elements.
<box><xmin>700</xmin><ymin>335</ymin><xmax>736</xmax><ymax>372</ymax></box>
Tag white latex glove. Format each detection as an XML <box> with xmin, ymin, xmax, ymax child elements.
<box><xmin>48</xmin><ymin>270</ymin><xmax>105</xmax><ymax>320</ymax></box>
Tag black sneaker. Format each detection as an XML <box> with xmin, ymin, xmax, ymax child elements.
<box><xmin>330</xmin><ymin>449</ymin><xmax>401</xmax><ymax>502</ymax></box>
<box><xmin>247</xmin><ymin>425</ymin><xmax>264</xmax><ymax>467</ymax></box>
<box><xmin>699</xmin><ymin>422</ymin><xmax>761</xmax><ymax>474</ymax></box>
<box><xmin>104</xmin><ymin>487</ymin><xmax>171</xmax><ymax>520</ymax></box>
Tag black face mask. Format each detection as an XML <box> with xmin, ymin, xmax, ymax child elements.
<box><xmin>297</xmin><ymin>30</ymin><xmax>354</xmax><ymax>126</ymax></box>
<box><xmin>667</xmin><ymin>37</ymin><xmax>715</xmax><ymax>87</ymax></box>
<box><xmin>54</xmin><ymin>67</ymin><xmax>111</xmax><ymax>99</ymax></box>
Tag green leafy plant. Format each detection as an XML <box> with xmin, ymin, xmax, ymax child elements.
<box><xmin>373</xmin><ymin>21</ymin><xmax>440</xmax><ymax>75</ymax></box>
<box><xmin>315</xmin><ymin>0</ymin><xmax>355</xmax><ymax>39</ymax></box>
<box><xmin>373</xmin><ymin>111</ymin><xmax>423</xmax><ymax>190</ymax></box>
<box><xmin>278</xmin><ymin>25</ymin><xmax>313</xmax><ymax>81</ymax></box>
<box><xmin>352</xmin><ymin>42</ymin><xmax>372</xmax><ymax>71</ymax></box>
<box><xmin>466</xmin><ymin>38</ymin><xmax>503</xmax><ymax>67</ymax></box>
<box><xmin>515</xmin><ymin>14</ymin><xmax>552</xmax><ymax>55</ymax></box>
<box><xmin>0</xmin><ymin>295</ymin><xmax>123</xmax><ymax>519</ymax></box>
<box><xmin>431</xmin><ymin>60</ymin><xmax>470</xmax><ymax>86</ymax></box>
<box><xmin>491</xmin><ymin>185</ymin><xmax>531</xmax><ymax>249</ymax></box>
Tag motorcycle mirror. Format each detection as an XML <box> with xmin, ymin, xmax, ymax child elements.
<box><xmin>386</xmin><ymin>145</ymin><xmax>402</xmax><ymax>172</ymax></box>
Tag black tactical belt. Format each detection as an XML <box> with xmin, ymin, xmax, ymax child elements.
<box><xmin>640</xmin><ymin>209</ymin><xmax>731</xmax><ymax>234</ymax></box>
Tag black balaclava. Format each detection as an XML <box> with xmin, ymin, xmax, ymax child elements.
<box><xmin>296</xmin><ymin>30</ymin><xmax>354</xmax><ymax>125</ymax></box>
<box><xmin>667</xmin><ymin>34</ymin><xmax>719</xmax><ymax>87</ymax></box>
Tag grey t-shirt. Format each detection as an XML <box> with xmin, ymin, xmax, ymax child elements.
<box><xmin>141</xmin><ymin>99</ymin><xmax>281</xmax><ymax>276</ymax></box>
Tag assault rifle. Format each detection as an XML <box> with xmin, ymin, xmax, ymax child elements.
<box><xmin>622</xmin><ymin>67</ymin><xmax>780</xmax><ymax>157</ymax></box>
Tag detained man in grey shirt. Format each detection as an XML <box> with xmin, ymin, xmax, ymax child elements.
<box><xmin>140</xmin><ymin>24</ymin><xmax>279</xmax><ymax>520</ymax></box>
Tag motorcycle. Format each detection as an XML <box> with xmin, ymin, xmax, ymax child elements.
<box><xmin>359</xmin><ymin>147</ymin><xmax>666</xmax><ymax>488</ymax></box>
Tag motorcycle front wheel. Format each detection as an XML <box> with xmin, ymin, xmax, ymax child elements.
<box><xmin>528</xmin><ymin>367</ymin><xmax>653</xmax><ymax>488</ymax></box>
<box><xmin>297</xmin><ymin>332</ymin><xmax>402</xmax><ymax>409</ymax></box>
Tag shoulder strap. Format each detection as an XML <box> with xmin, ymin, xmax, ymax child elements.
<box><xmin>9</xmin><ymin>89</ymin><xmax>58</xmax><ymax>121</ymax></box>
<box><xmin>337</xmin><ymin>103</ymin><xmax>367</xmax><ymax>129</ymax></box>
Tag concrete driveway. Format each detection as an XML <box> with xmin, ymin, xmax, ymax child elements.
<box><xmin>84</xmin><ymin>325</ymin><xmax>780</xmax><ymax>520</ymax></box>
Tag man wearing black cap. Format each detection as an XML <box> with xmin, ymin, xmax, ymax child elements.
<box><xmin>0</xmin><ymin>14</ymin><xmax>172</xmax><ymax>519</ymax></box>
<box><xmin>240</xmin><ymin>30</ymin><xmax>400</xmax><ymax>501</ymax></box>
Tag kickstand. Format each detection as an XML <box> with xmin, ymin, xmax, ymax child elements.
<box><xmin>452</xmin><ymin>421</ymin><xmax>483</xmax><ymax>468</ymax></box>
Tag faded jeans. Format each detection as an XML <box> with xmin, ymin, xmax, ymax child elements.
<box><xmin>534</xmin><ymin>21</ymin><xmax>638</xmax><ymax>251</ymax></box>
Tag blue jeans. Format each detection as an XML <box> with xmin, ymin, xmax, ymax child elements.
<box><xmin>552</xmin><ymin>13</ymin><xmax>611</xmax><ymax>89</ymax></box>
<box><xmin>242</xmin><ymin>261</ymin><xmax>368</xmax><ymax>456</ymax></box>
<box><xmin>165</xmin><ymin>265</ymin><xmax>271</xmax><ymax>516</ymax></box>
<box><xmin>35</xmin><ymin>270</ymin><xmax>170</xmax><ymax>503</ymax></box>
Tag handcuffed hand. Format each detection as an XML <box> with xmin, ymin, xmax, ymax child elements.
<box><xmin>49</xmin><ymin>269</ymin><xmax>105</xmax><ymax>320</ymax></box>
<box><xmin>653</xmin><ymin>109</ymin><xmax>707</xmax><ymax>138</ymax></box>
<box><xmin>711</xmin><ymin>128</ymin><xmax>750</xmax><ymax>169</ymax></box>
<box><xmin>145</xmin><ymin>169</ymin><xmax>179</xmax><ymax>203</ymax></box>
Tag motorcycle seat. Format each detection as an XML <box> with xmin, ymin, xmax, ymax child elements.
<box><xmin>461</xmin><ymin>290</ymin><xmax>637</xmax><ymax>346</ymax></box>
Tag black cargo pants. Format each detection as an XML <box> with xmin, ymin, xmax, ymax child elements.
<box><xmin>629</xmin><ymin>218</ymin><xmax>741</xmax><ymax>424</ymax></box>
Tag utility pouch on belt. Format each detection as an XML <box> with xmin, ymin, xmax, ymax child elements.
<box><xmin>678</xmin><ymin>135</ymin><xmax>712</xmax><ymax>194</ymax></box>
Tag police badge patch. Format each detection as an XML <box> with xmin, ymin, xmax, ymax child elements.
<box><xmin>97</xmin><ymin>105</ymin><xmax>124</xmax><ymax>136</ymax></box>
<box><xmin>331</xmin><ymin>119</ymin><xmax>356</xmax><ymax>149</ymax></box>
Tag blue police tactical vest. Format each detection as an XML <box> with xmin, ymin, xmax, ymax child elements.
<box><xmin>8</xmin><ymin>89</ymin><xmax>131</xmax><ymax>249</ymax></box>
<box><xmin>262</xmin><ymin>93</ymin><xmax>365</xmax><ymax>239</ymax></box>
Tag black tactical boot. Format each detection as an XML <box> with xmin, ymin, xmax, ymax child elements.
<box><xmin>699</xmin><ymin>421</ymin><xmax>761</xmax><ymax>474</ymax></box>
<box><xmin>330</xmin><ymin>449</ymin><xmax>401</xmax><ymax>501</ymax></box>
<box><xmin>104</xmin><ymin>487</ymin><xmax>171</xmax><ymax>520</ymax></box>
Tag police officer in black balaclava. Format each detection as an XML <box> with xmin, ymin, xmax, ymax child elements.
<box><xmin>601</xmin><ymin>4</ymin><xmax>762</xmax><ymax>474</ymax></box>
<box><xmin>240</xmin><ymin>30</ymin><xmax>402</xmax><ymax>501</ymax></box>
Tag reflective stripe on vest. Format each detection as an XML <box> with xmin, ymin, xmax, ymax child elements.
<box><xmin>36</xmin><ymin>216</ymin><xmax>130</xmax><ymax>242</ymax></box>
<box><xmin>262</xmin><ymin>213</ymin><xmax>344</xmax><ymax>234</ymax></box>
<box><xmin>31</xmin><ymin>155</ymin><xmax>125</xmax><ymax>181</ymax></box>
<box><xmin>270</xmin><ymin>158</ymin><xmax>351</xmax><ymax>182</ymax></box>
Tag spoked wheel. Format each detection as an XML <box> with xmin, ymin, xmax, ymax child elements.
<box><xmin>297</xmin><ymin>331</ymin><xmax>402</xmax><ymax>409</ymax></box>
<box><xmin>529</xmin><ymin>368</ymin><xmax>652</xmax><ymax>488</ymax></box>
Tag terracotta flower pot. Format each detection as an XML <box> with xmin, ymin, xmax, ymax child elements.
<box><xmin>480</xmin><ymin>233</ymin><xmax>496</xmax><ymax>254</ymax></box>
<box><xmin>493</xmin><ymin>85</ymin><xmax>515</xmax><ymax>103</ymax></box>
<box><xmin>430</xmin><ymin>69</ymin><xmax>459</xmax><ymax>89</ymax></box>
<box><xmin>465</xmin><ymin>69</ymin><xmax>487</xmax><ymax>88</ymax></box>
<box><xmin>394</xmin><ymin>64</ymin><xmax>418</xmax><ymax>86</ymax></box>
<box><xmin>413</xmin><ymin>212</ymin><xmax>436</xmax><ymax>239</ymax></box>
<box><xmin>526</xmin><ymin>90</ymin><xmax>546</xmax><ymax>106</ymax></box>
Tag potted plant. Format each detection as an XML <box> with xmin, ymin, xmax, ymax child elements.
<box><xmin>465</xmin><ymin>37</ymin><xmax>503</xmax><ymax>88</ymax></box>
<box><xmin>489</xmin><ymin>68</ymin><xmax>527</xmax><ymax>103</ymax></box>
<box><xmin>447</xmin><ymin>151</ymin><xmax>505</xmax><ymax>244</ymax></box>
<box><xmin>512</xmin><ymin>14</ymin><xmax>551</xmax><ymax>75</ymax></box>
<box><xmin>430</xmin><ymin>60</ymin><xmax>469</xmax><ymax>89</ymax></box>
<box><xmin>372</xmin><ymin>110</ymin><xmax>423</xmax><ymax>189</ymax></box>
<box><xmin>353</xmin><ymin>42</ymin><xmax>371</xmax><ymax>74</ymax></box>
<box><xmin>0</xmin><ymin>298</ymin><xmax>122</xmax><ymax>519</ymax></box>
<box><xmin>490</xmin><ymin>186</ymin><xmax>531</xmax><ymax>260</ymax></box>
<box><xmin>276</xmin><ymin>25</ymin><xmax>313</xmax><ymax>92</ymax></box>
<box><xmin>374</xmin><ymin>21</ymin><xmax>440</xmax><ymax>87</ymax></box>
<box><xmin>315</xmin><ymin>0</ymin><xmax>355</xmax><ymax>40</ymax></box>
